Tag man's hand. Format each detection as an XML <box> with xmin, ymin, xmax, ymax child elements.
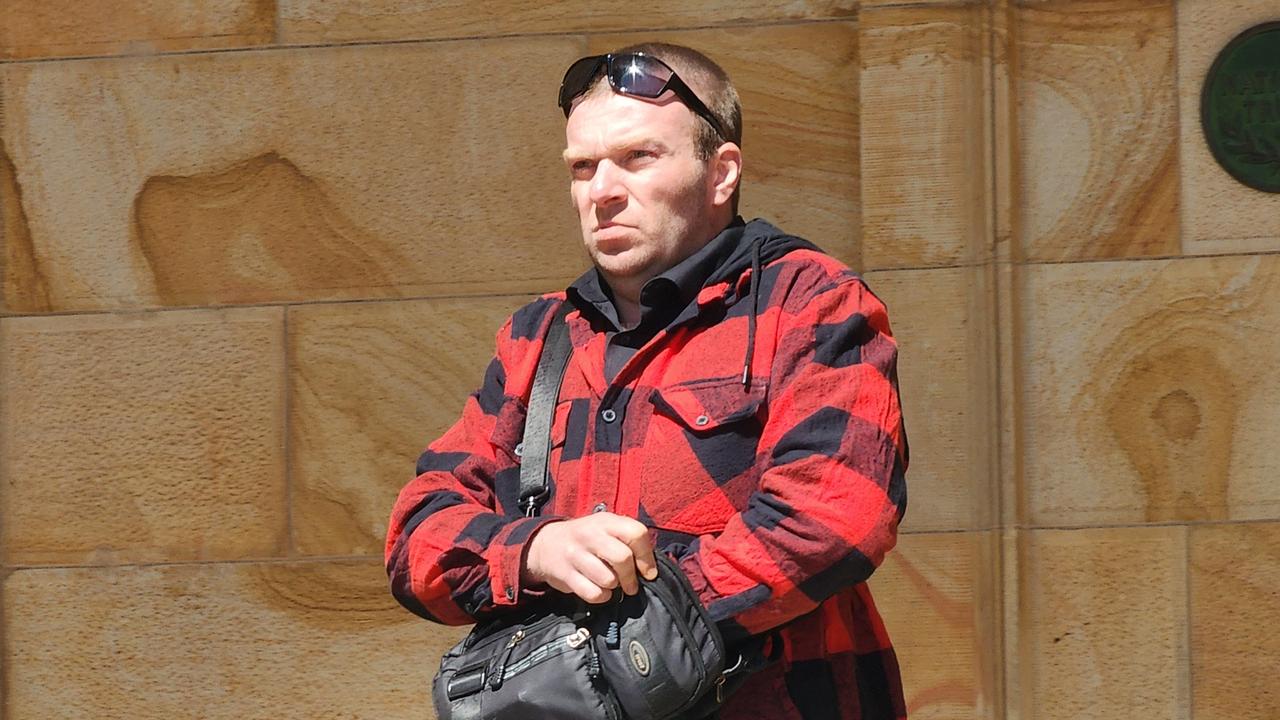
<box><xmin>523</xmin><ymin>513</ymin><xmax>659</xmax><ymax>604</ymax></box>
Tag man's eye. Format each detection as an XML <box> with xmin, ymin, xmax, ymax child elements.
<box><xmin>627</xmin><ymin>150</ymin><xmax>654</xmax><ymax>161</ymax></box>
<box><xmin>570</xmin><ymin>161</ymin><xmax>595</xmax><ymax>177</ymax></box>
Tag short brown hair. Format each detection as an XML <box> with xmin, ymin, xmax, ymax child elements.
<box><xmin>582</xmin><ymin>42</ymin><xmax>743</xmax><ymax>208</ymax></box>
<box><xmin>625</xmin><ymin>42</ymin><xmax>741</xmax><ymax>157</ymax></box>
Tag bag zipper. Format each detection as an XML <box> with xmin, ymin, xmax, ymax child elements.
<box><xmin>462</xmin><ymin>611</ymin><xmax>562</xmax><ymax>652</ymax></box>
<box><xmin>497</xmin><ymin>626</ymin><xmax>592</xmax><ymax>683</ymax></box>
<box><xmin>487</xmin><ymin>629</ymin><xmax>525</xmax><ymax>690</ymax></box>
<box><xmin>647</xmin><ymin>553</ymin><xmax>729</xmax><ymax>712</ymax></box>
<box><xmin>657</xmin><ymin>553</ymin><xmax>726</xmax><ymax>662</ymax></box>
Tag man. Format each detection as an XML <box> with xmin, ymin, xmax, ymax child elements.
<box><xmin>387</xmin><ymin>43</ymin><xmax>909</xmax><ymax>719</ymax></box>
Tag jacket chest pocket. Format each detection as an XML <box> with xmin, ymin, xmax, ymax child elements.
<box><xmin>640</xmin><ymin>378</ymin><xmax>766</xmax><ymax>535</ymax></box>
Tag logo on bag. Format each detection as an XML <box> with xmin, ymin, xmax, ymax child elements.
<box><xmin>628</xmin><ymin>640</ymin><xmax>651</xmax><ymax>676</ymax></box>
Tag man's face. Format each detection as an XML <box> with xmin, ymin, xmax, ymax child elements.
<box><xmin>563</xmin><ymin>90</ymin><xmax>716</xmax><ymax>293</ymax></box>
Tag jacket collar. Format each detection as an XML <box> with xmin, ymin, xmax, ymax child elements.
<box><xmin>567</xmin><ymin>216</ymin><xmax>748</xmax><ymax>331</ymax></box>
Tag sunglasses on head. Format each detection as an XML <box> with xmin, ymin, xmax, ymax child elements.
<box><xmin>557</xmin><ymin>52</ymin><xmax>729</xmax><ymax>141</ymax></box>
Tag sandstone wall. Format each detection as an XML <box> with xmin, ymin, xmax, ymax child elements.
<box><xmin>1</xmin><ymin>1</ymin><xmax>1276</xmax><ymax>718</ymax></box>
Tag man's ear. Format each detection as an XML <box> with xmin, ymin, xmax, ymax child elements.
<box><xmin>710</xmin><ymin>142</ymin><xmax>742</xmax><ymax>208</ymax></box>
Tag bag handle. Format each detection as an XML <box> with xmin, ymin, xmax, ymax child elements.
<box><xmin>518</xmin><ymin>302</ymin><xmax>575</xmax><ymax>517</ymax></box>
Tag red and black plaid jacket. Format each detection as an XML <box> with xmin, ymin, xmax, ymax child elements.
<box><xmin>388</xmin><ymin>220</ymin><xmax>909</xmax><ymax>719</ymax></box>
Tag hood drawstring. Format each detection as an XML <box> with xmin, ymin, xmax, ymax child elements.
<box><xmin>741</xmin><ymin>239</ymin><xmax>761</xmax><ymax>388</ymax></box>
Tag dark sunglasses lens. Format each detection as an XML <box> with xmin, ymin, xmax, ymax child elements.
<box><xmin>609</xmin><ymin>54</ymin><xmax>672</xmax><ymax>98</ymax></box>
<box><xmin>559</xmin><ymin>56</ymin><xmax>606</xmax><ymax>115</ymax></box>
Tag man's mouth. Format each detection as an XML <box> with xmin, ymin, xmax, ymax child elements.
<box><xmin>593</xmin><ymin>222</ymin><xmax>633</xmax><ymax>236</ymax></box>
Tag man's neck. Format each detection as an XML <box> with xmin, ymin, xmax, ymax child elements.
<box><xmin>613</xmin><ymin>294</ymin><xmax>643</xmax><ymax>330</ymax></box>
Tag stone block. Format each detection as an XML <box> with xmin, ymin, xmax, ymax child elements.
<box><xmin>1015</xmin><ymin>0</ymin><xmax>1179</xmax><ymax>262</ymax></box>
<box><xmin>0</xmin><ymin>37</ymin><xmax>584</xmax><ymax>312</ymax></box>
<box><xmin>1020</xmin><ymin>527</ymin><xmax>1188</xmax><ymax>720</ymax></box>
<box><xmin>0</xmin><ymin>308</ymin><xmax>286</xmax><ymax>565</ymax></box>
<box><xmin>865</xmin><ymin>265</ymin><xmax>995</xmax><ymax>532</ymax></box>
<box><xmin>1189</xmin><ymin>522</ymin><xmax>1280</xmax><ymax>720</ymax></box>
<box><xmin>862</xmin><ymin>0</ymin><xmax>962</xmax><ymax>5</ymax></box>
<box><xmin>0</xmin><ymin>0</ymin><xmax>273</xmax><ymax>60</ymax></box>
<box><xmin>875</xmin><ymin>531</ymin><xmax>998</xmax><ymax>719</ymax></box>
<box><xmin>585</xmin><ymin>23</ymin><xmax>860</xmax><ymax>266</ymax></box>
<box><xmin>277</xmin><ymin>1</ymin><xmax>858</xmax><ymax>44</ymax></box>
<box><xmin>1</xmin><ymin>560</ymin><xmax>467</xmax><ymax>719</ymax></box>
<box><xmin>860</xmin><ymin>4</ymin><xmax>990</xmax><ymax>269</ymax></box>
<box><xmin>1177</xmin><ymin>0</ymin><xmax>1280</xmax><ymax>255</ymax></box>
<box><xmin>289</xmin><ymin>296</ymin><xmax>529</xmax><ymax>556</ymax></box>
<box><xmin>1021</xmin><ymin>255</ymin><xmax>1280</xmax><ymax>526</ymax></box>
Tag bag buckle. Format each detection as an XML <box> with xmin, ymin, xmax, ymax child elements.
<box><xmin>520</xmin><ymin>488</ymin><xmax>550</xmax><ymax>517</ymax></box>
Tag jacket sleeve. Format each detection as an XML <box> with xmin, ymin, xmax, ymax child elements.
<box><xmin>677</xmin><ymin>273</ymin><xmax>908</xmax><ymax>641</ymax></box>
<box><xmin>384</xmin><ymin>306</ymin><xmax>563</xmax><ymax>625</ymax></box>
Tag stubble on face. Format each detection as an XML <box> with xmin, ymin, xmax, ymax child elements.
<box><xmin>565</xmin><ymin>93</ymin><xmax>717</xmax><ymax>304</ymax></box>
<box><xmin>583</xmin><ymin>162</ymin><xmax>710</xmax><ymax>285</ymax></box>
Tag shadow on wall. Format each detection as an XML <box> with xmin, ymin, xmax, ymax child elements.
<box><xmin>131</xmin><ymin>152</ymin><xmax>409</xmax><ymax>307</ymax></box>
<box><xmin>246</xmin><ymin>561</ymin><xmax>406</xmax><ymax>631</ymax></box>
<box><xmin>2</xmin><ymin>139</ymin><xmax>53</xmax><ymax>312</ymax></box>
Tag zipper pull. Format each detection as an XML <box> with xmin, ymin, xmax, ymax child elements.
<box><xmin>568</xmin><ymin>626</ymin><xmax>602</xmax><ymax>679</ymax></box>
<box><xmin>605</xmin><ymin>593</ymin><xmax>622</xmax><ymax>649</ymax></box>
<box><xmin>588</xmin><ymin>641</ymin><xmax>602</xmax><ymax>680</ymax></box>
<box><xmin>566</xmin><ymin>627</ymin><xmax>591</xmax><ymax>648</ymax></box>
<box><xmin>489</xmin><ymin>629</ymin><xmax>524</xmax><ymax>690</ymax></box>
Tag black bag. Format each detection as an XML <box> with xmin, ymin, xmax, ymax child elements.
<box><xmin>433</xmin><ymin>553</ymin><xmax>730</xmax><ymax>720</ymax></box>
<box><xmin>431</xmin><ymin>305</ymin><xmax>759</xmax><ymax>720</ymax></box>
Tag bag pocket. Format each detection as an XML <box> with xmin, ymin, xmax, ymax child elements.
<box><xmin>434</xmin><ymin>614</ymin><xmax>621</xmax><ymax>720</ymax></box>
<box><xmin>593</xmin><ymin>553</ymin><xmax>727</xmax><ymax>720</ymax></box>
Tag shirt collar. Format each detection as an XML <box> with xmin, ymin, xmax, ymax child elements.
<box><xmin>568</xmin><ymin>216</ymin><xmax>747</xmax><ymax>331</ymax></box>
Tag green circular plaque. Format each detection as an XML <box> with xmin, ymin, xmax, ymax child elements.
<box><xmin>1201</xmin><ymin>22</ymin><xmax>1280</xmax><ymax>193</ymax></box>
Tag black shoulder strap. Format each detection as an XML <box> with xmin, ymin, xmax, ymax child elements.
<box><xmin>518</xmin><ymin>302</ymin><xmax>575</xmax><ymax>517</ymax></box>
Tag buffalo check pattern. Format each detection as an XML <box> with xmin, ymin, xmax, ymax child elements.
<box><xmin>387</xmin><ymin>222</ymin><xmax>909</xmax><ymax>719</ymax></box>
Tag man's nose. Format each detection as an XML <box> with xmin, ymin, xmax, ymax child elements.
<box><xmin>588</xmin><ymin>160</ymin><xmax>626</xmax><ymax>207</ymax></box>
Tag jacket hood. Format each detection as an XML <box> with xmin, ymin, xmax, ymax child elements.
<box><xmin>703</xmin><ymin>218</ymin><xmax>825</xmax><ymax>388</ymax></box>
<box><xmin>705</xmin><ymin>218</ymin><xmax>823</xmax><ymax>292</ymax></box>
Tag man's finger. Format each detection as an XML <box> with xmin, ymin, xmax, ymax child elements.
<box><xmin>565</xmin><ymin>572</ymin><xmax>611</xmax><ymax>604</ymax></box>
<box><xmin>623</xmin><ymin>528</ymin><xmax>658</xmax><ymax>582</ymax></box>
<box><xmin>599</xmin><ymin>515</ymin><xmax>657</xmax><ymax>586</ymax></box>
<box><xmin>593</xmin><ymin>536</ymin><xmax>640</xmax><ymax>595</ymax></box>
<box><xmin>570</xmin><ymin>549</ymin><xmax>620</xmax><ymax>594</ymax></box>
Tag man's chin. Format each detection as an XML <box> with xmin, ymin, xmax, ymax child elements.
<box><xmin>586</xmin><ymin>235</ymin><xmax>633</xmax><ymax>262</ymax></box>
<box><xmin>589</xmin><ymin>226</ymin><xmax>641</xmax><ymax>251</ymax></box>
<box><xmin>589</xmin><ymin>251</ymin><xmax>652</xmax><ymax>283</ymax></box>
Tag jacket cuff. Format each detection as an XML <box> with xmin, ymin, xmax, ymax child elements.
<box><xmin>488</xmin><ymin>515</ymin><xmax>564</xmax><ymax>606</ymax></box>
